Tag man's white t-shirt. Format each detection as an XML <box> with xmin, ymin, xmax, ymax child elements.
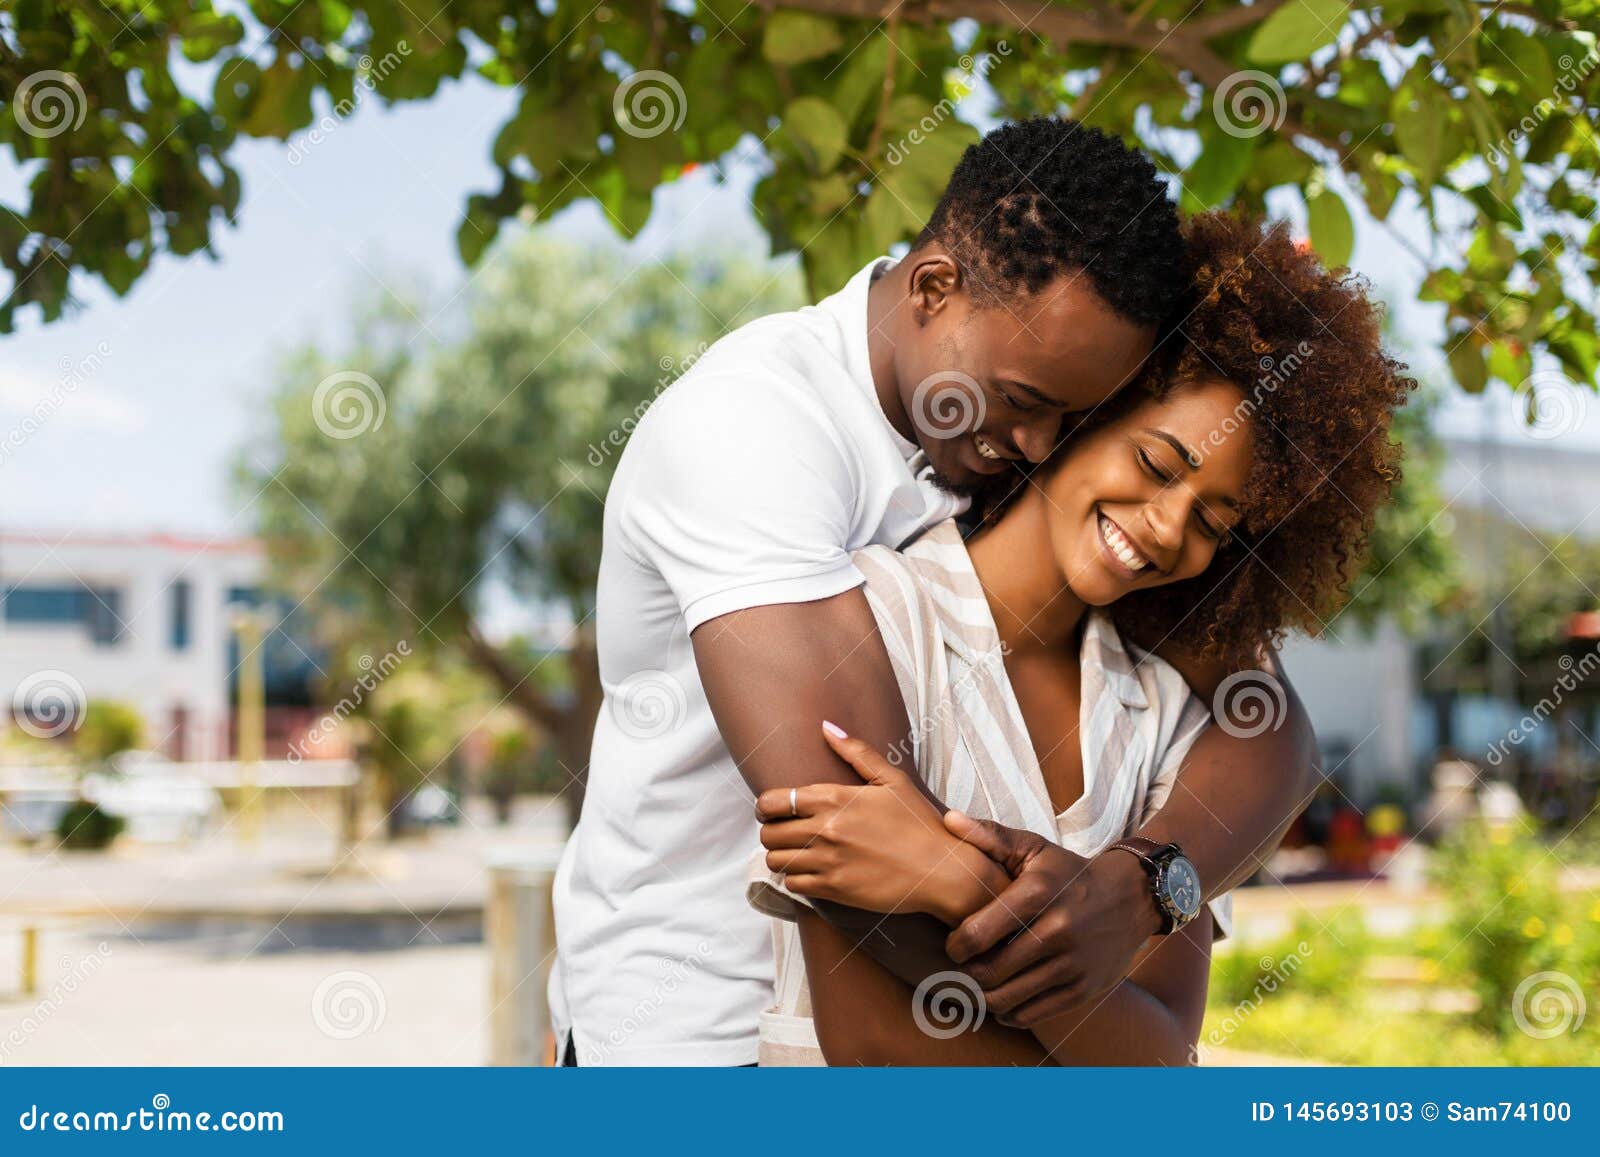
<box><xmin>549</xmin><ymin>258</ymin><xmax>966</xmax><ymax>1065</ymax></box>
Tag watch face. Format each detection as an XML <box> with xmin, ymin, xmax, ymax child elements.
<box><xmin>1160</xmin><ymin>855</ymin><xmax>1203</xmax><ymax>919</ymax></box>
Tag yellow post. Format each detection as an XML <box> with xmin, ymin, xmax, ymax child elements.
<box><xmin>20</xmin><ymin>925</ymin><xmax>37</xmax><ymax>997</ymax></box>
<box><xmin>233</xmin><ymin>609</ymin><xmax>265</xmax><ymax>844</ymax></box>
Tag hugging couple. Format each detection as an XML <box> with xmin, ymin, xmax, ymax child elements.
<box><xmin>549</xmin><ymin>117</ymin><xmax>1412</xmax><ymax>1066</ymax></box>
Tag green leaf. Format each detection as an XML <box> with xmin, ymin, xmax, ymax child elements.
<box><xmin>1447</xmin><ymin>339</ymin><xmax>1488</xmax><ymax>394</ymax></box>
<box><xmin>1247</xmin><ymin>0</ymin><xmax>1349</xmax><ymax>66</ymax></box>
<box><xmin>1305</xmin><ymin>189</ymin><xmax>1354</xmax><ymax>266</ymax></box>
<box><xmin>783</xmin><ymin>97</ymin><xmax>847</xmax><ymax>174</ymax></box>
<box><xmin>762</xmin><ymin>12</ymin><xmax>843</xmax><ymax>67</ymax></box>
<box><xmin>1391</xmin><ymin>75</ymin><xmax>1446</xmax><ymax>184</ymax></box>
<box><xmin>1487</xmin><ymin>340</ymin><xmax>1532</xmax><ymax>388</ymax></box>
<box><xmin>1181</xmin><ymin>132</ymin><xmax>1255</xmax><ymax>212</ymax></box>
<box><xmin>456</xmin><ymin>195</ymin><xmax>499</xmax><ymax>266</ymax></box>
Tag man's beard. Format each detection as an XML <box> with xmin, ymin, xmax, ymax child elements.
<box><xmin>926</xmin><ymin>466</ymin><xmax>992</xmax><ymax>500</ymax></box>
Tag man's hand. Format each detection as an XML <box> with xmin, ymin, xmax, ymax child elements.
<box><xmin>941</xmin><ymin>812</ymin><xmax>1161</xmax><ymax>1026</ymax></box>
<box><xmin>755</xmin><ymin>725</ymin><xmax>1008</xmax><ymax>924</ymax></box>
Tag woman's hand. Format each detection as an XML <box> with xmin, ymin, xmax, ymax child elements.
<box><xmin>754</xmin><ymin>723</ymin><xmax>1010</xmax><ymax>924</ymax></box>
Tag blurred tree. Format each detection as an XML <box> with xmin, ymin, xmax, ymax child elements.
<box><xmin>6</xmin><ymin>1</ymin><xmax>1598</xmax><ymax>413</ymax></box>
<box><xmin>72</xmin><ymin>699</ymin><xmax>143</xmax><ymax>765</ymax></box>
<box><xmin>1342</xmin><ymin>384</ymin><xmax>1464</xmax><ymax>633</ymax></box>
<box><xmin>241</xmin><ymin>233</ymin><xmax>802</xmax><ymax>815</ymax></box>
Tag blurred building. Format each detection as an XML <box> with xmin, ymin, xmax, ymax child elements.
<box><xmin>1</xmin><ymin>530</ymin><xmax>325</xmax><ymax>760</ymax></box>
<box><xmin>1285</xmin><ymin>436</ymin><xmax>1600</xmax><ymax>806</ymax></box>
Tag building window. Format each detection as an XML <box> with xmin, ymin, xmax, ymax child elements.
<box><xmin>85</xmin><ymin>589</ymin><xmax>125</xmax><ymax>646</ymax></box>
<box><xmin>3</xmin><ymin>584</ymin><xmax>125</xmax><ymax>645</ymax></box>
<box><xmin>4</xmin><ymin>586</ymin><xmax>87</xmax><ymax>624</ymax></box>
<box><xmin>171</xmin><ymin>580</ymin><xmax>191</xmax><ymax>651</ymax></box>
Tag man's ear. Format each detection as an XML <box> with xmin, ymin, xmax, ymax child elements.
<box><xmin>905</xmin><ymin>252</ymin><xmax>963</xmax><ymax>327</ymax></box>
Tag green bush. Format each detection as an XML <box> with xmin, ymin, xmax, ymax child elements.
<box><xmin>55</xmin><ymin>801</ymin><xmax>124</xmax><ymax>850</ymax></box>
<box><xmin>1209</xmin><ymin>912</ymin><xmax>1371</xmax><ymax>1012</ymax></box>
<box><xmin>1429</xmin><ymin>819</ymin><xmax>1564</xmax><ymax>1034</ymax></box>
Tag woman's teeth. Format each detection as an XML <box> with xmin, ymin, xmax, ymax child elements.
<box><xmin>975</xmin><ymin>434</ymin><xmax>1002</xmax><ymax>461</ymax></box>
<box><xmin>1100</xmin><ymin>515</ymin><xmax>1151</xmax><ymax>573</ymax></box>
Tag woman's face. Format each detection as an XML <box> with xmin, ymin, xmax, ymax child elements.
<box><xmin>1039</xmin><ymin>378</ymin><xmax>1254</xmax><ymax>607</ymax></box>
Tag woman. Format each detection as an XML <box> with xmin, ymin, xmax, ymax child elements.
<box><xmin>747</xmin><ymin>213</ymin><xmax>1413</xmax><ymax>1065</ymax></box>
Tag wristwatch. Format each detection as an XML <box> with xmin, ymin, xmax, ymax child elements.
<box><xmin>1106</xmin><ymin>837</ymin><xmax>1203</xmax><ymax>935</ymax></box>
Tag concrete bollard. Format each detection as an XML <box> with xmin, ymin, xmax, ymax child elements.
<box><xmin>485</xmin><ymin>847</ymin><xmax>565</xmax><ymax>1066</ymax></box>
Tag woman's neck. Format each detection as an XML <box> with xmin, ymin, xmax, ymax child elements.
<box><xmin>966</xmin><ymin>485</ymin><xmax>1089</xmax><ymax>655</ymax></box>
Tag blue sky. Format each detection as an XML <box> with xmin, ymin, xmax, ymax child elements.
<box><xmin>4</xmin><ymin>74</ymin><xmax>1596</xmax><ymax>539</ymax></box>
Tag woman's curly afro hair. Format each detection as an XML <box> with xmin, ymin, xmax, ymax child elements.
<box><xmin>1109</xmin><ymin>212</ymin><xmax>1416</xmax><ymax>669</ymax></box>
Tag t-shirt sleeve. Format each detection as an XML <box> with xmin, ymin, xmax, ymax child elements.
<box><xmin>619</xmin><ymin>374</ymin><xmax>866</xmax><ymax>632</ymax></box>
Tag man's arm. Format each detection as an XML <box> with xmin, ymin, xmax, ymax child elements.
<box><xmin>943</xmin><ymin>656</ymin><xmax>1319</xmax><ymax>1027</ymax></box>
<box><xmin>691</xmin><ymin>589</ymin><xmax>1007</xmax><ymax>986</ymax></box>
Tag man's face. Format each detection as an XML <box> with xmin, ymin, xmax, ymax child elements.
<box><xmin>893</xmin><ymin>258</ymin><xmax>1157</xmax><ymax>495</ymax></box>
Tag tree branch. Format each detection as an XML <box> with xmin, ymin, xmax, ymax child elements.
<box><xmin>461</xmin><ymin>617</ymin><xmax>567</xmax><ymax>734</ymax></box>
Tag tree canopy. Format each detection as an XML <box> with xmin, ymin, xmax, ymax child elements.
<box><xmin>5</xmin><ymin>1</ymin><xmax>1599</xmax><ymax>409</ymax></box>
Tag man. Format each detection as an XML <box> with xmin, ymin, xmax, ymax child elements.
<box><xmin>550</xmin><ymin>117</ymin><xmax>1315</xmax><ymax>1065</ymax></box>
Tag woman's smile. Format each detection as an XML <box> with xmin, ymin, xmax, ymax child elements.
<box><xmin>1097</xmin><ymin>511</ymin><xmax>1153</xmax><ymax>578</ymax></box>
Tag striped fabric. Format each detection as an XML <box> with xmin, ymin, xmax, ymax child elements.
<box><xmin>746</xmin><ymin>519</ymin><xmax>1229</xmax><ymax>1065</ymax></box>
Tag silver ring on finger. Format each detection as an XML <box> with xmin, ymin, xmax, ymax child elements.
<box><xmin>789</xmin><ymin>787</ymin><xmax>799</xmax><ymax>818</ymax></box>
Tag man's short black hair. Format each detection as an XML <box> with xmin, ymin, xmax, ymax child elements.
<box><xmin>917</xmin><ymin>117</ymin><xmax>1186</xmax><ymax>327</ymax></box>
